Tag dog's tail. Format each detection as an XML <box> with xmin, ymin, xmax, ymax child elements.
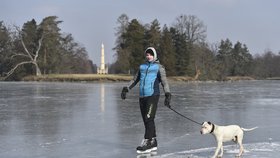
<box><xmin>241</xmin><ymin>126</ymin><xmax>258</xmax><ymax>132</ymax></box>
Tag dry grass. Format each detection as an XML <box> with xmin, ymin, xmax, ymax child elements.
<box><xmin>266</xmin><ymin>77</ymin><xmax>280</xmax><ymax>80</ymax></box>
<box><xmin>20</xmin><ymin>74</ymin><xmax>259</xmax><ymax>82</ymax></box>
<box><xmin>168</xmin><ymin>76</ymin><xmax>196</xmax><ymax>82</ymax></box>
<box><xmin>22</xmin><ymin>74</ymin><xmax>132</xmax><ymax>82</ymax></box>
<box><xmin>23</xmin><ymin>74</ymin><xmax>199</xmax><ymax>82</ymax></box>
<box><xmin>225</xmin><ymin>76</ymin><xmax>255</xmax><ymax>81</ymax></box>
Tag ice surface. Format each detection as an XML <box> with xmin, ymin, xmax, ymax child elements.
<box><xmin>157</xmin><ymin>142</ymin><xmax>280</xmax><ymax>158</ymax></box>
<box><xmin>0</xmin><ymin>81</ymin><xmax>280</xmax><ymax>157</ymax></box>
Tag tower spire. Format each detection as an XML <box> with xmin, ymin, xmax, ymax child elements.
<box><xmin>97</xmin><ymin>42</ymin><xmax>108</xmax><ymax>74</ymax></box>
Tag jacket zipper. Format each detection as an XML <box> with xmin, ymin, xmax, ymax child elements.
<box><xmin>143</xmin><ymin>63</ymin><xmax>151</xmax><ymax>96</ymax></box>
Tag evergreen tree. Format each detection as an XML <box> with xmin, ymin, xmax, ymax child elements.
<box><xmin>38</xmin><ymin>16</ymin><xmax>62</xmax><ymax>74</ymax></box>
<box><xmin>216</xmin><ymin>39</ymin><xmax>233</xmax><ymax>79</ymax></box>
<box><xmin>124</xmin><ymin>19</ymin><xmax>145</xmax><ymax>73</ymax></box>
<box><xmin>170</xmin><ymin>27</ymin><xmax>189</xmax><ymax>75</ymax></box>
<box><xmin>144</xmin><ymin>19</ymin><xmax>161</xmax><ymax>49</ymax></box>
<box><xmin>59</xmin><ymin>33</ymin><xmax>92</xmax><ymax>73</ymax></box>
<box><xmin>113</xmin><ymin>14</ymin><xmax>130</xmax><ymax>74</ymax></box>
<box><xmin>231</xmin><ymin>42</ymin><xmax>253</xmax><ymax>76</ymax></box>
<box><xmin>159</xmin><ymin>25</ymin><xmax>176</xmax><ymax>76</ymax></box>
<box><xmin>0</xmin><ymin>21</ymin><xmax>13</xmax><ymax>76</ymax></box>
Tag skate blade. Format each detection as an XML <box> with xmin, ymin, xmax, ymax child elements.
<box><xmin>137</xmin><ymin>147</ymin><xmax>157</xmax><ymax>154</ymax></box>
<box><xmin>136</xmin><ymin>151</ymin><xmax>157</xmax><ymax>158</ymax></box>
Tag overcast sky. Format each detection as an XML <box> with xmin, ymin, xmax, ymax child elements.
<box><xmin>1</xmin><ymin>0</ymin><xmax>280</xmax><ymax>65</ymax></box>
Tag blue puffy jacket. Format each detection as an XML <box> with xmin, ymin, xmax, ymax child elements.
<box><xmin>128</xmin><ymin>61</ymin><xmax>170</xmax><ymax>97</ymax></box>
<box><xmin>127</xmin><ymin>47</ymin><xmax>170</xmax><ymax>97</ymax></box>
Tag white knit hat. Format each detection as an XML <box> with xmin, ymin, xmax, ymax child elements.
<box><xmin>144</xmin><ymin>47</ymin><xmax>157</xmax><ymax>61</ymax></box>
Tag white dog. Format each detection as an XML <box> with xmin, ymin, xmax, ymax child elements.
<box><xmin>200</xmin><ymin>121</ymin><xmax>258</xmax><ymax>158</ymax></box>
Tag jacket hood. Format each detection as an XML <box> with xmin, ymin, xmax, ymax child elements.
<box><xmin>144</xmin><ymin>47</ymin><xmax>158</xmax><ymax>62</ymax></box>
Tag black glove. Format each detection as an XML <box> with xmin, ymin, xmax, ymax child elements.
<box><xmin>164</xmin><ymin>92</ymin><xmax>171</xmax><ymax>108</ymax></box>
<box><xmin>121</xmin><ymin>87</ymin><xmax>129</xmax><ymax>100</ymax></box>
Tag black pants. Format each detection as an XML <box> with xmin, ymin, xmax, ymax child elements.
<box><xmin>139</xmin><ymin>95</ymin><xmax>160</xmax><ymax>139</ymax></box>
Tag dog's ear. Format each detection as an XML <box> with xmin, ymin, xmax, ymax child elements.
<box><xmin>207</xmin><ymin>121</ymin><xmax>212</xmax><ymax>125</ymax></box>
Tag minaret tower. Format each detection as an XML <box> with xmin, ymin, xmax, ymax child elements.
<box><xmin>100</xmin><ymin>43</ymin><xmax>105</xmax><ymax>71</ymax></box>
<box><xmin>97</xmin><ymin>43</ymin><xmax>108</xmax><ymax>74</ymax></box>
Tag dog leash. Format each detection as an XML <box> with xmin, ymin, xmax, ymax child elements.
<box><xmin>168</xmin><ymin>106</ymin><xmax>202</xmax><ymax>125</ymax></box>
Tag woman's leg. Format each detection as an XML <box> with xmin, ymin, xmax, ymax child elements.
<box><xmin>140</xmin><ymin>96</ymin><xmax>159</xmax><ymax>139</ymax></box>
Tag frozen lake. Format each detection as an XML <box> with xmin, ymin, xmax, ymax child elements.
<box><xmin>0</xmin><ymin>81</ymin><xmax>280</xmax><ymax>158</ymax></box>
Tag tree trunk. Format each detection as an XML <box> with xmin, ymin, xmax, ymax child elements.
<box><xmin>34</xmin><ymin>62</ymin><xmax>42</xmax><ymax>76</ymax></box>
<box><xmin>193</xmin><ymin>65</ymin><xmax>201</xmax><ymax>80</ymax></box>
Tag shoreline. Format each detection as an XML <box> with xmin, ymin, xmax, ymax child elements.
<box><xmin>2</xmin><ymin>74</ymin><xmax>279</xmax><ymax>82</ymax></box>
<box><xmin>21</xmin><ymin>74</ymin><xmax>133</xmax><ymax>82</ymax></box>
<box><xmin>19</xmin><ymin>74</ymin><xmax>256</xmax><ymax>82</ymax></box>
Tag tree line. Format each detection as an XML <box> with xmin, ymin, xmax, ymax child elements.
<box><xmin>0</xmin><ymin>16</ymin><xmax>94</xmax><ymax>80</ymax></box>
<box><xmin>1</xmin><ymin>14</ymin><xmax>280</xmax><ymax>81</ymax></box>
<box><xmin>111</xmin><ymin>14</ymin><xmax>280</xmax><ymax>80</ymax></box>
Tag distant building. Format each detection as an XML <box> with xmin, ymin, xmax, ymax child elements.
<box><xmin>97</xmin><ymin>43</ymin><xmax>108</xmax><ymax>74</ymax></box>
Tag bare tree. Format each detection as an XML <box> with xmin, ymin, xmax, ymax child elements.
<box><xmin>173</xmin><ymin>14</ymin><xmax>207</xmax><ymax>76</ymax></box>
<box><xmin>4</xmin><ymin>27</ymin><xmax>43</xmax><ymax>79</ymax></box>
<box><xmin>174</xmin><ymin>14</ymin><xmax>207</xmax><ymax>44</ymax></box>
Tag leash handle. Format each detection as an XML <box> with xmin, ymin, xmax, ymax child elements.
<box><xmin>168</xmin><ymin>106</ymin><xmax>202</xmax><ymax>125</ymax></box>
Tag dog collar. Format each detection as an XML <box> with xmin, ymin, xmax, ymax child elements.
<box><xmin>210</xmin><ymin>124</ymin><xmax>215</xmax><ymax>133</ymax></box>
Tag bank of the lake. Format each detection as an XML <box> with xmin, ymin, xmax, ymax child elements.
<box><xmin>21</xmin><ymin>74</ymin><xmax>132</xmax><ymax>82</ymax></box>
<box><xmin>19</xmin><ymin>74</ymin><xmax>258</xmax><ymax>82</ymax></box>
